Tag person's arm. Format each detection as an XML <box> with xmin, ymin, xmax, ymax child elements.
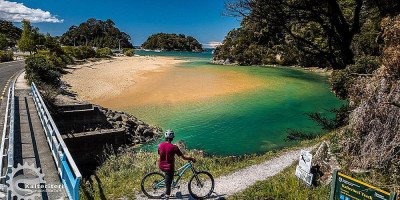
<box><xmin>175</xmin><ymin>146</ymin><xmax>196</xmax><ymax>162</ymax></box>
<box><xmin>179</xmin><ymin>154</ymin><xmax>196</xmax><ymax>163</ymax></box>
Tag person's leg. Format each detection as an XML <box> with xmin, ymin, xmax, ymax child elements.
<box><xmin>162</xmin><ymin>169</ymin><xmax>174</xmax><ymax>198</ymax></box>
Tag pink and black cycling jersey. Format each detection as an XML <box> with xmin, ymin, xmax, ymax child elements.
<box><xmin>158</xmin><ymin>142</ymin><xmax>183</xmax><ymax>171</ymax></box>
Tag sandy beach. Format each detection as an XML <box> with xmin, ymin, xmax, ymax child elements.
<box><xmin>62</xmin><ymin>56</ymin><xmax>265</xmax><ymax>108</ymax></box>
<box><xmin>62</xmin><ymin>56</ymin><xmax>187</xmax><ymax>100</ymax></box>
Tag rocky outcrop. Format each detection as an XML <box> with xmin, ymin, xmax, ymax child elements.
<box><xmin>312</xmin><ymin>141</ymin><xmax>340</xmax><ymax>186</ymax></box>
<box><xmin>98</xmin><ymin>106</ymin><xmax>163</xmax><ymax>145</ymax></box>
<box><xmin>341</xmin><ymin>14</ymin><xmax>400</xmax><ymax>172</ymax></box>
<box><xmin>210</xmin><ymin>58</ymin><xmax>239</xmax><ymax>66</ymax></box>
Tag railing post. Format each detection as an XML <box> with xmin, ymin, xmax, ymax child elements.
<box><xmin>74</xmin><ymin>178</ymin><xmax>81</xmax><ymax>200</ymax></box>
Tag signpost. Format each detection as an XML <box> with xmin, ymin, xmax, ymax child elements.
<box><xmin>295</xmin><ymin>150</ymin><xmax>313</xmax><ymax>187</ymax></box>
<box><xmin>299</xmin><ymin>150</ymin><xmax>312</xmax><ymax>173</ymax></box>
<box><xmin>330</xmin><ymin>170</ymin><xmax>396</xmax><ymax>200</ymax></box>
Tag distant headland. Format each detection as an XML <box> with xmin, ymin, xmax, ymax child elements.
<box><xmin>141</xmin><ymin>33</ymin><xmax>203</xmax><ymax>52</ymax></box>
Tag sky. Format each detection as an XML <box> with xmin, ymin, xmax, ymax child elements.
<box><xmin>0</xmin><ymin>0</ymin><xmax>241</xmax><ymax>47</ymax></box>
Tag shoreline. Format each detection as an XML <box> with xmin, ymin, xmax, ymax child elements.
<box><xmin>210</xmin><ymin>59</ymin><xmax>333</xmax><ymax>75</ymax></box>
<box><xmin>62</xmin><ymin>55</ymin><xmax>266</xmax><ymax>108</ymax></box>
<box><xmin>62</xmin><ymin>55</ymin><xmax>189</xmax><ymax>102</ymax></box>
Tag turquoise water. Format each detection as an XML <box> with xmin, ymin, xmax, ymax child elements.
<box><xmin>125</xmin><ymin>50</ymin><xmax>344</xmax><ymax>156</ymax></box>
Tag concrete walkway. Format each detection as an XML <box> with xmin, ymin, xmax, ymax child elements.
<box><xmin>11</xmin><ymin>72</ymin><xmax>67</xmax><ymax>200</ymax></box>
<box><xmin>137</xmin><ymin>147</ymin><xmax>312</xmax><ymax>200</ymax></box>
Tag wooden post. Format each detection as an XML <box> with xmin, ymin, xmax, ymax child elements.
<box><xmin>329</xmin><ymin>169</ymin><xmax>338</xmax><ymax>200</ymax></box>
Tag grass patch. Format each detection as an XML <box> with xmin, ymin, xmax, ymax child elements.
<box><xmin>229</xmin><ymin>163</ymin><xmax>330</xmax><ymax>200</ymax></box>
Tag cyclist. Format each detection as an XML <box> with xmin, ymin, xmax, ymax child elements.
<box><xmin>158</xmin><ymin>129</ymin><xmax>196</xmax><ymax>199</ymax></box>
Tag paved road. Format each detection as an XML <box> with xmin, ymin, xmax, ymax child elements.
<box><xmin>0</xmin><ymin>60</ymin><xmax>25</xmax><ymax>104</ymax></box>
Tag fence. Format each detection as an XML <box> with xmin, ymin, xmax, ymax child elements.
<box><xmin>0</xmin><ymin>82</ymin><xmax>14</xmax><ymax>188</ymax></box>
<box><xmin>31</xmin><ymin>82</ymin><xmax>82</xmax><ymax>200</ymax></box>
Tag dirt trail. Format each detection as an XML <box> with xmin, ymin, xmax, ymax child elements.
<box><xmin>136</xmin><ymin>147</ymin><xmax>312</xmax><ymax>199</ymax></box>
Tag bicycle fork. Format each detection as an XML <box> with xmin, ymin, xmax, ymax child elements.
<box><xmin>191</xmin><ymin>166</ymin><xmax>204</xmax><ymax>188</ymax></box>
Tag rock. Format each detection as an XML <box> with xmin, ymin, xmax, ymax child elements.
<box><xmin>192</xmin><ymin>149</ymin><xmax>209</xmax><ymax>157</ymax></box>
<box><xmin>121</xmin><ymin>114</ymin><xmax>129</xmax><ymax>122</ymax></box>
<box><xmin>126</xmin><ymin>120</ymin><xmax>137</xmax><ymax>127</ymax></box>
<box><xmin>135</xmin><ymin>125</ymin><xmax>146</xmax><ymax>134</ymax></box>
<box><xmin>312</xmin><ymin>141</ymin><xmax>340</xmax><ymax>186</ymax></box>
<box><xmin>143</xmin><ymin>128</ymin><xmax>154</xmax><ymax>137</ymax></box>
<box><xmin>113</xmin><ymin>114</ymin><xmax>123</xmax><ymax>121</ymax></box>
<box><xmin>175</xmin><ymin>140</ymin><xmax>188</xmax><ymax>153</ymax></box>
<box><xmin>130</xmin><ymin>116</ymin><xmax>137</xmax><ymax>121</ymax></box>
<box><xmin>115</xmin><ymin>121</ymin><xmax>123</xmax><ymax>128</ymax></box>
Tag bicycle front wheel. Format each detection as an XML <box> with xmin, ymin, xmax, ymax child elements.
<box><xmin>188</xmin><ymin>171</ymin><xmax>214</xmax><ymax>199</ymax></box>
<box><xmin>141</xmin><ymin>172</ymin><xmax>166</xmax><ymax>199</ymax></box>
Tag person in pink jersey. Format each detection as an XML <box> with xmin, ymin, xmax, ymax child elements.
<box><xmin>158</xmin><ymin>130</ymin><xmax>196</xmax><ymax>199</ymax></box>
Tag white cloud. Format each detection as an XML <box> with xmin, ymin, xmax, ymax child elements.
<box><xmin>203</xmin><ymin>41</ymin><xmax>222</xmax><ymax>48</ymax></box>
<box><xmin>0</xmin><ymin>0</ymin><xmax>63</xmax><ymax>23</ymax></box>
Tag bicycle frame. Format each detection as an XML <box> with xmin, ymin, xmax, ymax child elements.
<box><xmin>154</xmin><ymin>162</ymin><xmax>195</xmax><ymax>189</ymax></box>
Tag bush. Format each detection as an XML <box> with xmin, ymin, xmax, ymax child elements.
<box><xmin>37</xmin><ymin>50</ymin><xmax>50</xmax><ymax>55</ymax></box>
<box><xmin>46</xmin><ymin>53</ymin><xmax>66</xmax><ymax>72</ymax></box>
<box><xmin>125</xmin><ymin>49</ymin><xmax>135</xmax><ymax>57</ymax></box>
<box><xmin>0</xmin><ymin>50</ymin><xmax>13</xmax><ymax>62</ymax></box>
<box><xmin>96</xmin><ymin>47</ymin><xmax>113</xmax><ymax>58</ymax></box>
<box><xmin>122</xmin><ymin>48</ymin><xmax>131</xmax><ymax>53</ymax></box>
<box><xmin>74</xmin><ymin>46</ymin><xmax>96</xmax><ymax>59</ymax></box>
<box><xmin>62</xmin><ymin>46</ymin><xmax>75</xmax><ymax>58</ymax></box>
<box><xmin>330</xmin><ymin>56</ymin><xmax>380</xmax><ymax>99</ymax></box>
<box><xmin>24</xmin><ymin>54</ymin><xmax>61</xmax><ymax>87</ymax></box>
<box><xmin>59</xmin><ymin>54</ymin><xmax>74</xmax><ymax>65</ymax></box>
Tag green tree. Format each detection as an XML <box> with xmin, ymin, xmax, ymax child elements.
<box><xmin>0</xmin><ymin>33</ymin><xmax>8</xmax><ymax>50</ymax></box>
<box><xmin>17</xmin><ymin>20</ymin><xmax>36</xmax><ymax>54</ymax></box>
<box><xmin>142</xmin><ymin>33</ymin><xmax>203</xmax><ymax>52</ymax></box>
<box><xmin>0</xmin><ymin>20</ymin><xmax>22</xmax><ymax>47</ymax></box>
<box><xmin>60</xmin><ymin>18</ymin><xmax>133</xmax><ymax>48</ymax></box>
<box><xmin>44</xmin><ymin>33</ymin><xmax>63</xmax><ymax>55</ymax></box>
<box><xmin>216</xmin><ymin>0</ymin><xmax>399</xmax><ymax>69</ymax></box>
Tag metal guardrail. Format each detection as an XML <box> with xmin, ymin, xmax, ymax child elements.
<box><xmin>0</xmin><ymin>82</ymin><xmax>14</xmax><ymax>183</ymax></box>
<box><xmin>31</xmin><ymin>82</ymin><xmax>82</xmax><ymax>200</ymax></box>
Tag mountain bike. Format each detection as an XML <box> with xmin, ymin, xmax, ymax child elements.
<box><xmin>141</xmin><ymin>161</ymin><xmax>214</xmax><ymax>199</ymax></box>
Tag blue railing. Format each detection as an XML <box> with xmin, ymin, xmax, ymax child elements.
<box><xmin>0</xmin><ymin>82</ymin><xmax>14</xmax><ymax>189</ymax></box>
<box><xmin>31</xmin><ymin>82</ymin><xmax>82</xmax><ymax>200</ymax></box>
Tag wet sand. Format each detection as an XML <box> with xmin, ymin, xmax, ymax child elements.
<box><xmin>62</xmin><ymin>56</ymin><xmax>265</xmax><ymax>108</ymax></box>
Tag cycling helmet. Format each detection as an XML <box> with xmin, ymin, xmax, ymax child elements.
<box><xmin>165</xmin><ymin>129</ymin><xmax>175</xmax><ymax>139</ymax></box>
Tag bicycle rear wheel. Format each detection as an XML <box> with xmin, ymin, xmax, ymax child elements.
<box><xmin>188</xmin><ymin>171</ymin><xmax>214</xmax><ymax>199</ymax></box>
<box><xmin>141</xmin><ymin>172</ymin><xmax>166</xmax><ymax>198</ymax></box>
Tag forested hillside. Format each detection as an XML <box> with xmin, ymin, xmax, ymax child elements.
<box><xmin>0</xmin><ymin>20</ymin><xmax>22</xmax><ymax>48</ymax></box>
<box><xmin>213</xmin><ymin>0</ymin><xmax>399</xmax><ymax>68</ymax></box>
<box><xmin>141</xmin><ymin>33</ymin><xmax>203</xmax><ymax>52</ymax></box>
<box><xmin>60</xmin><ymin>18</ymin><xmax>133</xmax><ymax>48</ymax></box>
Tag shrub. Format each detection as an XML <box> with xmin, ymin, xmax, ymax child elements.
<box><xmin>125</xmin><ymin>49</ymin><xmax>135</xmax><ymax>57</ymax></box>
<box><xmin>0</xmin><ymin>50</ymin><xmax>13</xmax><ymax>62</ymax></box>
<box><xmin>46</xmin><ymin>53</ymin><xmax>66</xmax><ymax>72</ymax></box>
<box><xmin>330</xmin><ymin>56</ymin><xmax>380</xmax><ymax>100</ymax></box>
<box><xmin>122</xmin><ymin>48</ymin><xmax>131</xmax><ymax>53</ymax></box>
<box><xmin>60</xmin><ymin>54</ymin><xmax>74</xmax><ymax>65</ymax></box>
<box><xmin>74</xmin><ymin>46</ymin><xmax>96</xmax><ymax>59</ymax></box>
<box><xmin>62</xmin><ymin>46</ymin><xmax>75</xmax><ymax>58</ymax></box>
<box><xmin>37</xmin><ymin>50</ymin><xmax>50</xmax><ymax>55</ymax></box>
<box><xmin>24</xmin><ymin>54</ymin><xmax>61</xmax><ymax>87</ymax></box>
<box><xmin>96</xmin><ymin>47</ymin><xmax>113</xmax><ymax>58</ymax></box>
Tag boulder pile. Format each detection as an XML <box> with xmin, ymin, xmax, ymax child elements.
<box><xmin>98</xmin><ymin>106</ymin><xmax>163</xmax><ymax>145</ymax></box>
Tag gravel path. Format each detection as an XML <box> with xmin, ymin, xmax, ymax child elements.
<box><xmin>137</xmin><ymin>147</ymin><xmax>312</xmax><ymax>199</ymax></box>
